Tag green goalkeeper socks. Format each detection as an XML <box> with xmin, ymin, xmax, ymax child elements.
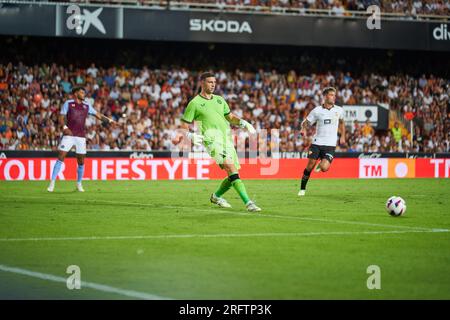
<box><xmin>231</xmin><ymin>179</ymin><xmax>250</xmax><ymax>205</ymax></box>
<box><xmin>215</xmin><ymin>173</ymin><xmax>251</xmax><ymax>205</ymax></box>
<box><xmin>214</xmin><ymin>177</ymin><xmax>232</xmax><ymax>198</ymax></box>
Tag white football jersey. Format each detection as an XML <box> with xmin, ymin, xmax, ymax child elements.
<box><xmin>306</xmin><ymin>105</ymin><xmax>344</xmax><ymax>147</ymax></box>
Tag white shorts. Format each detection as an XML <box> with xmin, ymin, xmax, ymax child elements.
<box><xmin>58</xmin><ymin>136</ymin><xmax>87</xmax><ymax>154</ymax></box>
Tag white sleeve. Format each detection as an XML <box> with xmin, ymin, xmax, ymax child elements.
<box><xmin>61</xmin><ymin>101</ymin><xmax>69</xmax><ymax>115</ymax></box>
<box><xmin>306</xmin><ymin>108</ymin><xmax>317</xmax><ymax>124</ymax></box>
<box><xmin>88</xmin><ymin>103</ymin><xmax>97</xmax><ymax>116</ymax></box>
<box><xmin>339</xmin><ymin>107</ymin><xmax>345</xmax><ymax>120</ymax></box>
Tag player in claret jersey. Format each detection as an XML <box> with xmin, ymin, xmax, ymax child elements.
<box><xmin>298</xmin><ymin>87</ymin><xmax>346</xmax><ymax>196</ymax></box>
<box><xmin>47</xmin><ymin>87</ymin><xmax>114</xmax><ymax>192</ymax></box>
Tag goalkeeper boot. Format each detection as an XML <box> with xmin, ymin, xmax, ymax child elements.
<box><xmin>210</xmin><ymin>193</ymin><xmax>231</xmax><ymax>208</ymax></box>
<box><xmin>246</xmin><ymin>201</ymin><xmax>262</xmax><ymax>212</ymax></box>
<box><xmin>298</xmin><ymin>190</ymin><xmax>306</xmax><ymax>196</ymax></box>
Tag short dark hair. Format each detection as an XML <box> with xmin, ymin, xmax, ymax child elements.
<box><xmin>200</xmin><ymin>72</ymin><xmax>215</xmax><ymax>81</ymax></box>
<box><xmin>322</xmin><ymin>87</ymin><xmax>336</xmax><ymax>96</ymax></box>
<box><xmin>72</xmin><ymin>86</ymin><xmax>86</xmax><ymax>94</ymax></box>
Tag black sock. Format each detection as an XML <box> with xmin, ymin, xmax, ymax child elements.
<box><xmin>301</xmin><ymin>168</ymin><xmax>311</xmax><ymax>190</ymax></box>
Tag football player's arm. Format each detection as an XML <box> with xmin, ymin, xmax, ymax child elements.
<box><xmin>225</xmin><ymin>113</ymin><xmax>240</xmax><ymax>125</ymax></box>
<box><xmin>89</xmin><ymin>103</ymin><xmax>115</xmax><ymax>124</ymax></box>
<box><xmin>225</xmin><ymin>113</ymin><xmax>256</xmax><ymax>134</ymax></box>
<box><xmin>172</xmin><ymin>120</ymin><xmax>204</xmax><ymax>146</ymax></box>
<box><xmin>300</xmin><ymin>119</ymin><xmax>311</xmax><ymax>137</ymax></box>
<box><xmin>301</xmin><ymin>108</ymin><xmax>316</xmax><ymax>137</ymax></box>
<box><xmin>60</xmin><ymin>101</ymin><xmax>72</xmax><ymax>136</ymax></box>
<box><xmin>94</xmin><ymin>113</ymin><xmax>115</xmax><ymax>124</ymax></box>
<box><xmin>173</xmin><ymin>102</ymin><xmax>203</xmax><ymax>146</ymax></box>
<box><xmin>172</xmin><ymin>121</ymin><xmax>189</xmax><ymax>145</ymax></box>
<box><xmin>339</xmin><ymin>118</ymin><xmax>346</xmax><ymax>145</ymax></box>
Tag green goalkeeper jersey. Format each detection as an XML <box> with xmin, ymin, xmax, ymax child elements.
<box><xmin>181</xmin><ymin>94</ymin><xmax>232</xmax><ymax>145</ymax></box>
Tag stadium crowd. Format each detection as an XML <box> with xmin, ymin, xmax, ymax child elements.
<box><xmin>0</xmin><ymin>58</ymin><xmax>448</xmax><ymax>153</ymax></box>
<box><xmin>181</xmin><ymin>0</ymin><xmax>450</xmax><ymax>16</ymax></box>
<box><xmin>61</xmin><ymin>0</ymin><xmax>450</xmax><ymax>16</ymax></box>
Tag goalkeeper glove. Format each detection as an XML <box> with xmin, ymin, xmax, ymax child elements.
<box><xmin>186</xmin><ymin>132</ymin><xmax>204</xmax><ymax>146</ymax></box>
<box><xmin>239</xmin><ymin>119</ymin><xmax>256</xmax><ymax>134</ymax></box>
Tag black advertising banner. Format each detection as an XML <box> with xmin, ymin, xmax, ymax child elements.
<box><xmin>0</xmin><ymin>3</ymin><xmax>449</xmax><ymax>51</ymax></box>
<box><xmin>0</xmin><ymin>3</ymin><xmax>55</xmax><ymax>36</ymax></box>
<box><xmin>121</xmin><ymin>8</ymin><xmax>450</xmax><ymax>51</ymax></box>
<box><xmin>55</xmin><ymin>4</ymin><xmax>123</xmax><ymax>39</ymax></box>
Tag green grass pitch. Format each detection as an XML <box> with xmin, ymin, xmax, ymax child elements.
<box><xmin>0</xmin><ymin>178</ymin><xmax>449</xmax><ymax>299</ymax></box>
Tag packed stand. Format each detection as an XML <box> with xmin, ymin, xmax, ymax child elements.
<box><xmin>181</xmin><ymin>0</ymin><xmax>450</xmax><ymax>16</ymax></box>
<box><xmin>0</xmin><ymin>61</ymin><xmax>448</xmax><ymax>153</ymax></box>
<box><xmin>41</xmin><ymin>1</ymin><xmax>450</xmax><ymax>17</ymax></box>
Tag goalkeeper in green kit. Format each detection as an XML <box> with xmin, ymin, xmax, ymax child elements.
<box><xmin>172</xmin><ymin>72</ymin><xmax>261</xmax><ymax>212</ymax></box>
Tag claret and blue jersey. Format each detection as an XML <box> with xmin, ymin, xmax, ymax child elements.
<box><xmin>61</xmin><ymin>99</ymin><xmax>97</xmax><ymax>138</ymax></box>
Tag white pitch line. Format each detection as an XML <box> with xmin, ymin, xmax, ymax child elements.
<box><xmin>0</xmin><ymin>229</ymin><xmax>448</xmax><ymax>242</ymax></box>
<box><xmin>1</xmin><ymin>195</ymin><xmax>438</xmax><ymax>232</ymax></box>
<box><xmin>0</xmin><ymin>264</ymin><xmax>172</xmax><ymax>300</ymax></box>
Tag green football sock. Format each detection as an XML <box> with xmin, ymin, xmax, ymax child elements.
<box><xmin>231</xmin><ymin>179</ymin><xmax>250</xmax><ymax>205</ymax></box>
<box><xmin>214</xmin><ymin>177</ymin><xmax>232</xmax><ymax>198</ymax></box>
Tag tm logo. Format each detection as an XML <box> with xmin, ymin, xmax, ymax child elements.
<box><xmin>66</xmin><ymin>5</ymin><xmax>106</xmax><ymax>35</ymax></box>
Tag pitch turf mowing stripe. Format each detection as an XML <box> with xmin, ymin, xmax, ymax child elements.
<box><xmin>0</xmin><ymin>229</ymin><xmax>448</xmax><ymax>242</ymax></box>
<box><xmin>0</xmin><ymin>264</ymin><xmax>172</xmax><ymax>300</ymax></box>
<box><xmin>0</xmin><ymin>195</ymin><xmax>437</xmax><ymax>232</ymax></box>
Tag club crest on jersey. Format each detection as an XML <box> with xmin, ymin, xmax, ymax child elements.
<box><xmin>217</xmin><ymin>99</ymin><xmax>222</xmax><ymax>104</ymax></box>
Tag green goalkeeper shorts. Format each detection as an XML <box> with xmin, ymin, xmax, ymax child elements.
<box><xmin>205</xmin><ymin>140</ymin><xmax>241</xmax><ymax>170</ymax></box>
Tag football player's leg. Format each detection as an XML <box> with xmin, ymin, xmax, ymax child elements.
<box><xmin>223</xmin><ymin>148</ymin><xmax>250</xmax><ymax>205</ymax></box>
<box><xmin>51</xmin><ymin>150</ymin><xmax>67</xmax><ymax>181</ymax></box>
<box><xmin>75</xmin><ymin>138</ymin><xmax>87</xmax><ymax>192</ymax></box>
<box><xmin>214</xmin><ymin>176</ymin><xmax>232</xmax><ymax>198</ymax></box>
<box><xmin>319</xmin><ymin>159</ymin><xmax>331</xmax><ymax>172</ymax></box>
<box><xmin>52</xmin><ymin>136</ymin><xmax>73</xmax><ymax>181</ymax></box>
<box><xmin>300</xmin><ymin>146</ymin><xmax>319</xmax><ymax>194</ymax></box>
<box><xmin>221</xmin><ymin>162</ymin><xmax>250</xmax><ymax>205</ymax></box>
<box><xmin>319</xmin><ymin>149</ymin><xmax>334</xmax><ymax>172</ymax></box>
<box><xmin>48</xmin><ymin>150</ymin><xmax>68</xmax><ymax>192</ymax></box>
<box><xmin>222</xmin><ymin>160</ymin><xmax>260</xmax><ymax>212</ymax></box>
<box><xmin>48</xmin><ymin>137</ymin><xmax>72</xmax><ymax>192</ymax></box>
<box><xmin>76</xmin><ymin>154</ymin><xmax>85</xmax><ymax>190</ymax></box>
<box><xmin>209</xmin><ymin>144</ymin><xmax>231</xmax><ymax>198</ymax></box>
<box><xmin>208</xmin><ymin>144</ymin><xmax>233</xmax><ymax>207</ymax></box>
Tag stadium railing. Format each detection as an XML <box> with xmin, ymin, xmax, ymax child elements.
<box><xmin>1</xmin><ymin>0</ymin><xmax>449</xmax><ymax>21</ymax></box>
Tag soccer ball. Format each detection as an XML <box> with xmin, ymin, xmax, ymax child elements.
<box><xmin>386</xmin><ymin>196</ymin><xmax>406</xmax><ymax>217</ymax></box>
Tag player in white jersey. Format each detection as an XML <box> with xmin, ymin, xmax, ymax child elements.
<box><xmin>298</xmin><ymin>87</ymin><xmax>346</xmax><ymax>196</ymax></box>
